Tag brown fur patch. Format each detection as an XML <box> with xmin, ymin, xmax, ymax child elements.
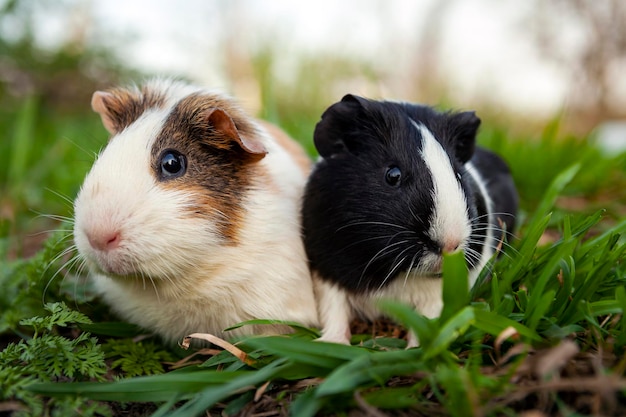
<box><xmin>259</xmin><ymin>120</ymin><xmax>312</xmax><ymax>175</ymax></box>
<box><xmin>96</xmin><ymin>85</ymin><xmax>168</xmax><ymax>134</ymax></box>
<box><xmin>152</xmin><ymin>92</ymin><xmax>267</xmax><ymax>243</ymax></box>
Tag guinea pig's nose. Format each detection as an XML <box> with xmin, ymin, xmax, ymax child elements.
<box><xmin>87</xmin><ymin>229</ymin><xmax>121</xmax><ymax>252</ymax></box>
<box><xmin>442</xmin><ymin>239</ymin><xmax>462</xmax><ymax>254</ymax></box>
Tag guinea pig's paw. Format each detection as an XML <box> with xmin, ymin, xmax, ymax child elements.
<box><xmin>316</xmin><ymin>332</ymin><xmax>351</xmax><ymax>345</ymax></box>
<box><xmin>406</xmin><ymin>330</ymin><xmax>420</xmax><ymax>349</ymax></box>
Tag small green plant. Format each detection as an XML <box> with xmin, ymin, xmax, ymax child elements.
<box><xmin>0</xmin><ymin>302</ymin><xmax>109</xmax><ymax>417</ymax></box>
<box><xmin>103</xmin><ymin>339</ymin><xmax>175</xmax><ymax>378</ymax></box>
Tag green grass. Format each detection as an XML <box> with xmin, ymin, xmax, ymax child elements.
<box><xmin>15</xmin><ymin>191</ymin><xmax>626</xmax><ymax>416</ymax></box>
<box><xmin>0</xmin><ymin>95</ymin><xmax>105</xmax><ymax>258</ymax></box>
<box><xmin>1</xmin><ymin>84</ymin><xmax>626</xmax><ymax>416</ymax></box>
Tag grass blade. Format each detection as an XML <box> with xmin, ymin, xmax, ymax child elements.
<box><xmin>527</xmin><ymin>163</ymin><xmax>580</xmax><ymax>229</ymax></box>
<box><xmin>361</xmin><ymin>386</ymin><xmax>422</xmax><ymax>409</ymax></box>
<box><xmin>7</xmin><ymin>96</ymin><xmax>38</xmax><ymax>196</ymax></box>
<box><xmin>165</xmin><ymin>358</ymin><xmax>291</xmax><ymax>417</ymax></box>
<box><xmin>423</xmin><ymin>306</ymin><xmax>475</xmax><ymax>360</ymax></box>
<box><xmin>289</xmin><ymin>388</ymin><xmax>327</xmax><ymax>417</ymax></box>
<box><xmin>316</xmin><ymin>349</ymin><xmax>423</xmax><ymax>397</ymax></box>
<box><xmin>29</xmin><ymin>370</ymin><xmax>254</xmax><ymax>402</ymax></box>
<box><xmin>224</xmin><ymin>319</ymin><xmax>320</xmax><ymax>338</ymax></box>
<box><xmin>244</xmin><ymin>336</ymin><xmax>369</xmax><ymax>369</ymax></box>
<box><xmin>473</xmin><ymin>308</ymin><xmax>540</xmax><ymax>341</ymax></box>
<box><xmin>440</xmin><ymin>251</ymin><xmax>469</xmax><ymax>324</ymax></box>
<box><xmin>615</xmin><ymin>286</ymin><xmax>626</xmax><ymax>347</ymax></box>
<box><xmin>378</xmin><ymin>300</ymin><xmax>436</xmax><ymax>348</ymax></box>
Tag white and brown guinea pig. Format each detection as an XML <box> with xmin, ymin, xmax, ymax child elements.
<box><xmin>73</xmin><ymin>78</ymin><xmax>318</xmax><ymax>343</ymax></box>
<box><xmin>302</xmin><ymin>94</ymin><xmax>518</xmax><ymax>345</ymax></box>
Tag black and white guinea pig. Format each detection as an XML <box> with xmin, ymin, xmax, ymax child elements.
<box><xmin>73</xmin><ymin>78</ymin><xmax>318</xmax><ymax>343</ymax></box>
<box><xmin>302</xmin><ymin>94</ymin><xmax>518</xmax><ymax>345</ymax></box>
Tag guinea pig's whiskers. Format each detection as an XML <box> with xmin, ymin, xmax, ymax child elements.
<box><xmin>32</xmin><ymin>212</ymin><xmax>75</xmax><ymax>224</ymax></box>
<box><xmin>357</xmin><ymin>240</ymin><xmax>408</xmax><ymax>288</ymax></box>
<box><xmin>44</xmin><ymin>244</ymin><xmax>81</xmax><ymax>303</ymax></box>
<box><xmin>47</xmin><ymin>244</ymin><xmax>79</xmax><ymax>270</ymax></box>
<box><xmin>401</xmin><ymin>252</ymin><xmax>421</xmax><ymax>289</ymax></box>
<box><xmin>489</xmin><ymin>212</ymin><xmax>517</xmax><ymax>220</ymax></box>
<box><xmin>471</xmin><ymin>213</ymin><xmax>518</xmax><ymax>238</ymax></box>
<box><xmin>53</xmin><ymin>250</ymin><xmax>84</xmax><ymax>306</ymax></box>
<box><xmin>134</xmin><ymin>260</ymin><xmax>150</xmax><ymax>293</ymax></box>
<box><xmin>148</xmin><ymin>276</ymin><xmax>161</xmax><ymax>303</ymax></box>
<box><xmin>378</xmin><ymin>255</ymin><xmax>408</xmax><ymax>291</ymax></box>
<box><xmin>377</xmin><ymin>245</ymin><xmax>415</xmax><ymax>290</ymax></box>
<box><xmin>407</xmin><ymin>205</ymin><xmax>427</xmax><ymax>228</ymax></box>
<box><xmin>154</xmin><ymin>251</ymin><xmax>189</xmax><ymax>299</ymax></box>
<box><xmin>464</xmin><ymin>247</ymin><xmax>483</xmax><ymax>268</ymax></box>
<box><xmin>136</xmin><ymin>263</ymin><xmax>162</xmax><ymax>303</ymax></box>
<box><xmin>29</xmin><ymin>211</ymin><xmax>75</xmax><ymax>237</ymax></box>
<box><xmin>337</xmin><ymin>221</ymin><xmax>410</xmax><ymax>232</ymax></box>
<box><xmin>465</xmin><ymin>235</ymin><xmax>516</xmax><ymax>262</ymax></box>
<box><xmin>72</xmin><ymin>257</ymin><xmax>90</xmax><ymax>305</ymax></box>
<box><xmin>140</xmin><ymin>271</ymin><xmax>148</xmax><ymax>292</ymax></box>
<box><xmin>45</xmin><ymin>188</ymin><xmax>77</xmax><ymax>210</ymax></box>
<box><xmin>468</xmin><ymin>232</ymin><xmax>518</xmax><ymax>258</ymax></box>
<box><xmin>386</xmin><ymin>230</ymin><xmax>418</xmax><ymax>245</ymax></box>
<box><xmin>35</xmin><ymin>231</ymin><xmax>75</xmax><ymax>242</ymax></box>
<box><xmin>487</xmin><ymin>240</ymin><xmax>517</xmax><ymax>259</ymax></box>
<box><xmin>74</xmin><ymin>256</ymin><xmax>89</xmax><ymax>281</ymax></box>
<box><xmin>469</xmin><ymin>215</ymin><xmax>519</xmax><ymax>258</ymax></box>
<box><xmin>341</xmin><ymin>231</ymin><xmax>413</xmax><ymax>252</ymax></box>
<box><xmin>471</xmin><ymin>224</ymin><xmax>517</xmax><ymax>243</ymax></box>
<box><xmin>153</xmin><ymin>259</ymin><xmax>178</xmax><ymax>299</ymax></box>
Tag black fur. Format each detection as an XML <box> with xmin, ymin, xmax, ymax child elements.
<box><xmin>302</xmin><ymin>95</ymin><xmax>518</xmax><ymax>294</ymax></box>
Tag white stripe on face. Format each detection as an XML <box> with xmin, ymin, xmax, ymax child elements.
<box><xmin>412</xmin><ymin>121</ymin><xmax>471</xmax><ymax>253</ymax></box>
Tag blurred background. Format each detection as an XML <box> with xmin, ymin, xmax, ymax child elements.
<box><xmin>1</xmin><ymin>0</ymin><xmax>625</xmax><ymax>257</ymax></box>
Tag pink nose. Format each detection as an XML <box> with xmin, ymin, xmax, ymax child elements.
<box><xmin>87</xmin><ymin>230</ymin><xmax>121</xmax><ymax>251</ymax></box>
<box><xmin>442</xmin><ymin>239</ymin><xmax>462</xmax><ymax>254</ymax></box>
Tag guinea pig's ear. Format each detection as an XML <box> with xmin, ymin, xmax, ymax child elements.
<box><xmin>340</xmin><ymin>93</ymin><xmax>369</xmax><ymax>106</ymax></box>
<box><xmin>206</xmin><ymin>108</ymin><xmax>268</xmax><ymax>161</ymax></box>
<box><xmin>449</xmin><ymin>111</ymin><xmax>481</xmax><ymax>164</ymax></box>
<box><xmin>91</xmin><ymin>91</ymin><xmax>123</xmax><ymax>135</ymax></box>
<box><xmin>314</xmin><ymin>94</ymin><xmax>368</xmax><ymax>158</ymax></box>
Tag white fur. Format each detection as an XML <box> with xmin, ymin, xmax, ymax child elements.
<box><xmin>314</xmin><ymin>277</ymin><xmax>351</xmax><ymax>345</ymax></box>
<box><xmin>316</xmin><ymin>266</ymin><xmax>446</xmax><ymax>346</ymax></box>
<box><xmin>414</xmin><ymin>122</ymin><xmax>472</xmax><ymax>254</ymax></box>
<box><xmin>464</xmin><ymin>161</ymin><xmax>496</xmax><ymax>286</ymax></box>
<box><xmin>74</xmin><ymin>81</ymin><xmax>318</xmax><ymax>343</ymax></box>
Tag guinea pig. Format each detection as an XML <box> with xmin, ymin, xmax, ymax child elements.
<box><xmin>73</xmin><ymin>78</ymin><xmax>318</xmax><ymax>343</ymax></box>
<box><xmin>301</xmin><ymin>94</ymin><xmax>518</xmax><ymax>345</ymax></box>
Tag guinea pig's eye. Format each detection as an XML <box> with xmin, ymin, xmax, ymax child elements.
<box><xmin>159</xmin><ymin>150</ymin><xmax>187</xmax><ymax>179</ymax></box>
<box><xmin>385</xmin><ymin>166</ymin><xmax>402</xmax><ymax>187</ymax></box>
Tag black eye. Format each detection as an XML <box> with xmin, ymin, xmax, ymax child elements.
<box><xmin>385</xmin><ymin>166</ymin><xmax>402</xmax><ymax>186</ymax></box>
<box><xmin>159</xmin><ymin>150</ymin><xmax>187</xmax><ymax>179</ymax></box>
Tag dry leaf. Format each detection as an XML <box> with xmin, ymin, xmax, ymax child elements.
<box><xmin>182</xmin><ymin>332</ymin><xmax>255</xmax><ymax>366</ymax></box>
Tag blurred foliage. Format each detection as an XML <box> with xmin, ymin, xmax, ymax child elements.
<box><xmin>0</xmin><ymin>0</ymin><xmax>141</xmax><ymax>257</ymax></box>
<box><xmin>0</xmin><ymin>0</ymin><xmax>138</xmax><ymax>111</ymax></box>
<box><xmin>530</xmin><ymin>0</ymin><xmax>626</xmax><ymax>126</ymax></box>
<box><xmin>250</xmin><ymin>48</ymin><xmax>382</xmax><ymax>155</ymax></box>
<box><xmin>479</xmin><ymin>118</ymin><xmax>626</xmax><ymax>217</ymax></box>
